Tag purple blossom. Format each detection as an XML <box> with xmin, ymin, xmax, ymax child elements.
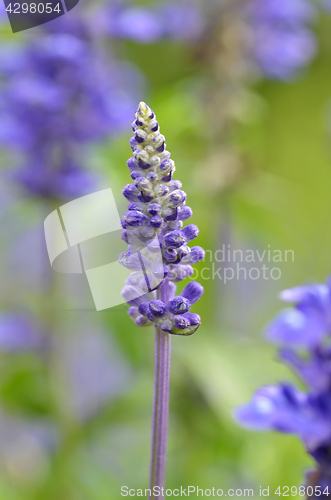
<box><xmin>249</xmin><ymin>0</ymin><xmax>315</xmax><ymax>25</ymax></box>
<box><xmin>103</xmin><ymin>4</ymin><xmax>163</xmax><ymax>43</ymax></box>
<box><xmin>119</xmin><ymin>102</ymin><xmax>204</xmax><ymax>336</ymax></box>
<box><xmin>99</xmin><ymin>0</ymin><xmax>203</xmax><ymax>43</ymax></box>
<box><xmin>0</xmin><ymin>313</ymin><xmax>45</xmax><ymax>352</ymax></box>
<box><xmin>157</xmin><ymin>1</ymin><xmax>203</xmax><ymax>41</ymax></box>
<box><xmin>236</xmin><ymin>384</ymin><xmax>331</xmax><ymax>451</ymax></box>
<box><xmin>249</xmin><ymin>0</ymin><xmax>317</xmax><ymax>80</ymax></box>
<box><xmin>58</xmin><ymin>323</ymin><xmax>132</xmax><ymax>421</ymax></box>
<box><xmin>236</xmin><ymin>276</ymin><xmax>331</xmax><ymax>486</ymax></box>
<box><xmin>0</xmin><ymin>13</ymin><xmax>139</xmax><ymax>200</ymax></box>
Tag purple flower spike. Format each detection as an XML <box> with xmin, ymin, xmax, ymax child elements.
<box><xmin>119</xmin><ymin>102</ymin><xmax>203</xmax><ymax>335</ymax></box>
<box><xmin>119</xmin><ymin>102</ymin><xmax>204</xmax><ymax>497</ymax></box>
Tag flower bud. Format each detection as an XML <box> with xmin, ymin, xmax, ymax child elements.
<box><xmin>149</xmin><ymin>215</ymin><xmax>163</xmax><ymax>229</ymax></box>
<box><xmin>134</xmin><ymin>149</ymin><xmax>150</xmax><ymax>169</ymax></box>
<box><xmin>122</xmin><ymin>183</ymin><xmax>140</xmax><ymax>202</ymax></box>
<box><xmin>181</xmin><ymin>246</ymin><xmax>205</xmax><ymax>265</ymax></box>
<box><xmin>136</xmin><ymin>315</ymin><xmax>148</xmax><ymax>326</ymax></box>
<box><xmin>167</xmin><ymin>296</ymin><xmax>191</xmax><ymax>315</ymax></box>
<box><xmin>166</xmin><ymin>189</ymin><xmax>186</xmax><ymax>208</ymax></box>
<box><xmin>149</xmin><ymin>300</ymin><xmax>167</xmax><ymax>318</ymax></box>
<box><xmin>173</xmin><ymin>315</ymin><xmax>190</xmax><ymax>330</ymax></box>
<box><xmin>147</xmin><ymin>203</ymin><xmax>162</xmax><ymax>216</ymax></box>
<box><xmin>121</xmin><ymin>210</ymin><xmax>148</xmax><ymax>228</ymax></box>
<box><xmin>181</xmin><ymin>282</ymin><xmax>204</xmax><ymax>305</ymax></box>
<box><xmin>164</xmin><ymin>230</ymin><xmax>186</xmax><ymax>248</ymax></box>
<box><xmin>182</xmin><ymin>313</ymin><xmax>201</xmax><ymax>326</ymax></box>
<box><xmin>181</xmin><ymin>224</ymin><xmax>199</xmax><ymax>242</ymax></box>
<box><xmin>178</xmin><ymin>206</ymin><xmax>192</xmax><ymax>220</ymax></box>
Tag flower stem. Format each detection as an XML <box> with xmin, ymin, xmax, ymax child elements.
<box><xmin>149</xmin><ymin>280</ymin><xmax>171</xmax><ymax>498</ymax></box>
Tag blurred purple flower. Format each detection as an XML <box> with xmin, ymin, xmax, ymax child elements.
<box><xmin>249</xmin><ymin>0</ymin><xmax>316</xmax><ymax>25</ymax></box>
<box><xmin>99</xmin><ymin>0</ymin><xmax>203</xmax><ymax>43</ymax></box>
<box><xmin>237</xmin><ymin>384</ymin><xmax>331</xmax><ymax>451</ymax></box>
<box><xmin>0</xmin><ymin>14</ymin><xmax>140</xmax><ymax>200</ymax></box>
<box><xmin>249</xmin><ymin>0</ymin><xmax>317</xmax><ymax>80</ymax></box>
<box><xmin>103</xmin><ymin>3</ymin><xmax>163</xmax><ymax>43</ymax></box>
<box><xmin>13</xmin><ymin>161</ymin><xmax>99</xmax><ymax>200</ymax></box>
<box><xmin>158</xmin><ymin>1</ymin><xmax>203</xmax><ymax>40</ymax></box>
<box><xmin>0</xmin><ymin>313</ymin><xmax>45</xmax><ymax>352</ymax></box>
<box><xmin>236</xmin><ymin>276</ymin><xmax>331</xmax><ymax>486</ymax></box>
<box><xmin>58</xmin><ymin>323</ymin><xmax>132</xmax><ymax>421</ymax></box>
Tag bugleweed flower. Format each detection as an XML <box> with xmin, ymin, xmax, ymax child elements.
<box><xmin>119</xmin><ymin>102</ymin><xmax>204</xmax><ymax>495</ymax></box>
<box><xmin>236</xmin><ymin>277</ymin><xmax>331</xmax><ymax>494</ymax></box>
<box><xmin>249</xmin><ymin>0</ymin><xmax>317</xmax><ymax>80</ymax></box>
<box><xmin>120</xmin><ymin>102</ymin><xmax>204</xmax><ymax>336</ymax></box>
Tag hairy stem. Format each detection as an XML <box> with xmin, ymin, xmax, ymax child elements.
<box><xmin>149</xmin><ymin>279</ymin><xmax>171</xmax><ymax>498</ymax></box>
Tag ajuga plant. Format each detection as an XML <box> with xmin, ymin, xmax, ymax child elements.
<box><xmin>119</xmin><ymin>102</ymin><xmax>205</xmax><ymax>495</ymax></box>
<box><xmin>236</xmin><ymin>277</ymin><xmax>331</xmax><ymax>497</ymax></box>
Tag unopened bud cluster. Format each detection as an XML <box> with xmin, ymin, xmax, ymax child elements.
<box><xmin>119</xmin><ymin>102</ymin><xmax>204</xmax><ymax>335</ymax></box>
